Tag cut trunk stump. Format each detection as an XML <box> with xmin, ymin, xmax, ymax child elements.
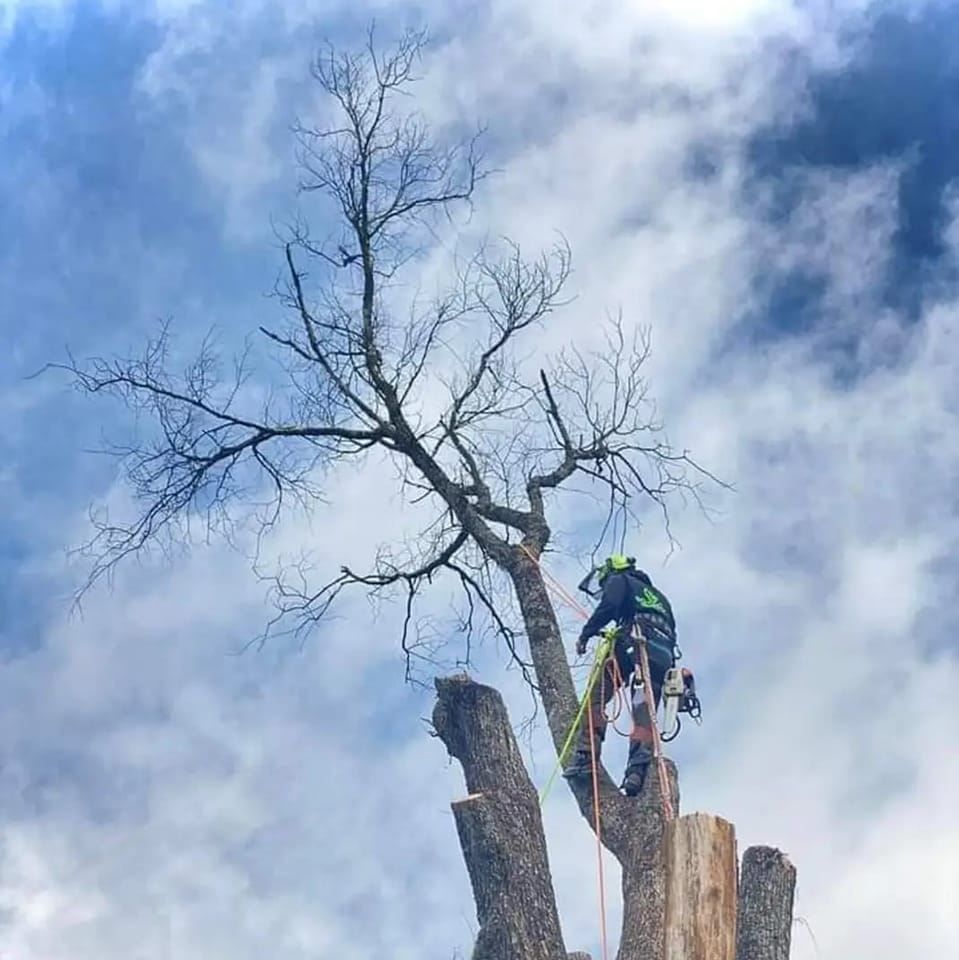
<box><xmin>433</xmin><ymin>674</ymin><xmax>567</xmax><ymax>960</ymax></box>
<box><xmin>736</xmin><ymin>846</ymin><xmax>796</xmax><ymax>960</ymax></box>
<box><xmin>663</xmin><ymin>813</ymin><xmax>738</xmax><ymax>960</ymax></box>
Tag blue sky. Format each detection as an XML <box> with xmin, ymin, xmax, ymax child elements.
<box><xmin>2</xmin><ymin>2</ymin><xmax>958</xmax><ymax>958</ymax></box>
<box><xmin>748</xmin><ymin>1</ymin><xmax>959</xmax><ymax>322</ymax></box>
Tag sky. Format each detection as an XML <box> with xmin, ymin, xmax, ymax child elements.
<box><xmin>1</xmin><ymin>0</ymin><xmax>958</xmax><ymax>958</ymax></box>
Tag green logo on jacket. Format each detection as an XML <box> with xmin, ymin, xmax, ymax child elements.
<box><xmin>637</xmin><ymin>587</ymin><xmax>667</xmax><ymax>616</ymax></box>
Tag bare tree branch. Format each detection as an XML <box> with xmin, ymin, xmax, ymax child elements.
<box><xmin>55</xmin><ymin>22</ymin><xmax>724</xmax><ymax>695</ymax></box>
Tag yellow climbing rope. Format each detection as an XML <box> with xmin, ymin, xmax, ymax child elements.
<box><xmin>521</xmin><ymin>545</ymin><xmax>677</xmax><ymax>960</ymax></box>
<box><xmin>538</xmin><ymin>629</ymin><xmax>616</xmax><ymax>805</ymax></box>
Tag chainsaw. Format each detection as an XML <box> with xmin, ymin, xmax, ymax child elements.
<box><xmin>658</xmin><ymin>666</ymin><xmax>702</xmax><ymax>742</ymax></box>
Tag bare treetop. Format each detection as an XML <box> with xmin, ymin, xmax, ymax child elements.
<box><xmin>55</xmin><ymin>27</ymin><xmax>722</xmax><ymax>677</ymax></box>
<box><xmin>295</xmin><ymin>27</ymin><xmax>484</xmax><ymax>267</ymax></box>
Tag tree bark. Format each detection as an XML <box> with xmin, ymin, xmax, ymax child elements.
<box><xmin>509</xmin><ymin>549</ymin><xmax>681</xmax><ymax>960</ymax></box>
<box><xmin>617</xmin><ymin>758</ymin><xmax>678</xmax><ymax>960</ymax></box>
<box><xmin>433</xmin><ymin>674</ymin><xmax>567</xmax><ymax>960</ymax></box>
<box><xmin>736</xmin><ymin>846</ymin><xmax>796</xmax><ymax>960</ymax></box>
<box><xmin>663</xmin><ymin>814</ymin><xmax>738</xmax><ymax>960</ymax></box>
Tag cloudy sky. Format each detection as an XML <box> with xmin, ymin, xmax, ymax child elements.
<box><xmin>2</xmin><ymin>1</ymin><xmax>958</xmax><ymax>957</ymax></box>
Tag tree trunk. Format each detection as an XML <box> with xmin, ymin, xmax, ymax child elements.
<box><xmin>663</xmin><ymin>814</ymin><xmax>738</xmax><ymax>960</ymax></box>
<box><xmin>433</xmin><ymin>674</ymin><xmax>567</xmax><ymax>960</ymax></box>
<box><xmin>617</xmin><ymin>758</ymin><xmax>678</xmax><ymax>960</ymax></box>
<box><xmin>432</xmin><ymin>674</ymin><xmax>797</xmax><ymax>960</ymax></box>
<box><xmin>508</xmin><ymin>553</ymin><xmax>680</xmax><ymax>960</ymax></box>
<box><xmin>736</xmin><ymin>846</ymin><xmax>796</xmax><ymax>960</ymax></box>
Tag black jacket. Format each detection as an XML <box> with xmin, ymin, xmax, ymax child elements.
<box><xmin>579</xmin><ymin>570</ymin><xmax>676</xmax><ymax>643</ymax></box>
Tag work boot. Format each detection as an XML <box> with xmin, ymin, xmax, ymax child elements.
<box><xmin>621</xmin><ymin>763</ymin><xmax>649</xmax><ymax>797</ymax></box>
<box><xmin>563</xmin><ymin>730</ymin><xmax>603</xmax><ymax>778</ymax></box>
<box><xmin>562</xmin><ymin>749</ymin><xmax>594</xmax><ymax>779</ymax></box>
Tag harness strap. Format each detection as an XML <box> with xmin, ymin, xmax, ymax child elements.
<box><xmin>633</xmin><ymin>624</ymin><xmax>676</xmax><ymax>822</ymax></box>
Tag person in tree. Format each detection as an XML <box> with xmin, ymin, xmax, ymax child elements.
<box><xmin>563</xmin><ymin>554</ymin><xmax>677</xmax><ymax>796</ymax></box>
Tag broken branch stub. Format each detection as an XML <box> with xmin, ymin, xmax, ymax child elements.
<box><xmin>736</xmin><ymin>846</ymin><xmax>796</xmax><ymax>960</ymax></box>
<box><xmin>434</xmin><ymin>674</ymin><xmax>567</xmax><ymax>960</ymax></box>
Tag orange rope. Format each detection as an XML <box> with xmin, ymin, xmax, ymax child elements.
<box><xmin>586</xmin><ymin>692</ymin><xmax>610</xmax><ymax>960</ymax></box>
<box><xmin>519</xmin><ymin>543</ymin><xmax>676</xmax><ymax>960</ymax></box>
<box><xmin>519</xmin><ymin>544</ymin><xmax>591</xmax><ymax>620</ymax></box>
<box><xmin>521</xmin><ymin>544</ymin><xmax>610</xmax><ymax>959</ymax></box>
<box><xmin>634</xmin><ymin>625</ymin><xmax>675</xmax><ymax>822</ymax></box>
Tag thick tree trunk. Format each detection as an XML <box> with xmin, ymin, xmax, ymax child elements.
<box><xmin>663</xmin><ymin>814</ymin><xmax>738</xmax><ymax>960</ymax></box>
<box><xmin>433</xmin><ymin>674</ymin><xmax>567</xmax><ymax>960</ymax></box>
<box><xmin>736</xmin><ymin>846</ymin><xmax>796</xmax><ymax>960</ymax></box>
<box><xmin>508</xmin><ymin>551</ymin><xmax>580</xmax><ymax>749</ymax></box>
<box><xmin>508</xmin><ymin>552</ymin><xmax>680</xmax><ymax>960</ymax></box>
<box><xmin>617</xmin><ymin>759</ymin><xmax>678</xmax><ymax>960</ymax></box>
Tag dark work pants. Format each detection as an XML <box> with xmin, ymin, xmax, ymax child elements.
<box><xmin>576</xmin><ymin>629</ymin><xmax>672</xmax><ymax>775</ymax></box>
<box><xmin>626</xmin><ymin>654</ymin><xmax>669</xmax><ymax>774</ymax></box>
<box><xmin>579</xmin><ymin>638</ymin><xmax>634</xmax><ymax>748</ymax></box>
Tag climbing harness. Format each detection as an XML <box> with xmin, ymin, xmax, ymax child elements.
<box><xmin>632</xmin><ymin>623</ymin><xmax>675</xmax><ymax>822</ymax></box>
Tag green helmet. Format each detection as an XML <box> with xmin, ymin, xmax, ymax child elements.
<box><xmin>597</xmin><ymin>553</ymin><xmax>634</xmax><ymax>584</ymax></box>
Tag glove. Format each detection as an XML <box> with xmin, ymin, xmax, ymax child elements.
<box><xmin>575</xmin><ymin>633</ymin><xmax>590</xmax><ymax>657</ymax></box>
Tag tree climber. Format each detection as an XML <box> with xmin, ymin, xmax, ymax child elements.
<box><xmin>563</xmin><ymin>554</ymin><xmax>677</xmax><ymax>796</ymax></box>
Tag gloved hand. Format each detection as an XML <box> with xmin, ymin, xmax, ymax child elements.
<box><xmin>575</xmin><ymin>633</ymin><xmax>590</xmax><ymax>657</ymax></box>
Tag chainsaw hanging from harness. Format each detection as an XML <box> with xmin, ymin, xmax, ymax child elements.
<box><xmin>642</xmin><ymin>665</ymin><xmax>701</xmax><ymax>743</ymax></box>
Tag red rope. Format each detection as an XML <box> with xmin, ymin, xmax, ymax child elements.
<box><xmin>519</xmin><ymin>543</ymin><xmax>676</xmax><ymax>959</ymax></box>
<box><xmin>634</xmin><ymin>626</ymin><xmax>675</xmax><ymax>822</ymax></box>
<box><xmin>586</xmin><ymin>694</ymin><xmax>610</xmax><ymax>960</ymax></box>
